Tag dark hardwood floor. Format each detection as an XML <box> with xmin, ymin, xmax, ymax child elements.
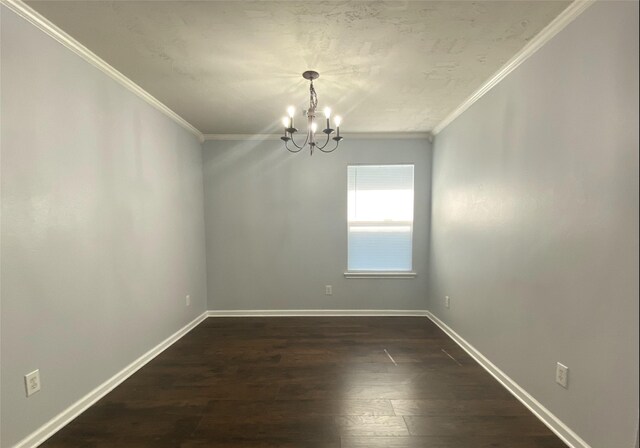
<box><xmin>42</xmin><ymin>317</ymin><xmax>566</xmax><ymax>447</ymax></box>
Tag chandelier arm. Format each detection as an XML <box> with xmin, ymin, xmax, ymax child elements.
<box><xmin>315</xmin><ymin>132</ymin><xmax>332</xmax><ymax>151</ymax></box>
<box><xmin>284</xmin><ymin>140</ymin><xmax>303</xmax><ymax>153</ymax></box>
<box><xmin>318</xmin><ymin>140</ymin><xmax>340</xmax><ymax>153</ymax></box>
<box><xmin>289</xmin><ymin>131</ymin><xmax>309</xmax><ymax>150</ymax></box>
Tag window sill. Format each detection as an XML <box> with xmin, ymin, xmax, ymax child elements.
<box><xmin>343</xmin><ymin>272</ymin><xmax>417</xmax><ymax>279</ymax></box>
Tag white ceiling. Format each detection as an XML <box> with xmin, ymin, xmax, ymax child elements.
<box><xmin>28</xmin><ymin>1</ymin><xmax>570</xmax><ymax>135</ymax></box>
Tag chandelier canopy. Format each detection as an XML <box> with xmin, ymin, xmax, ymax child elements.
<box><xmin>281</xmin><ymin>71</ymin><xmax>343</xmax><ymax>155</ymax></box>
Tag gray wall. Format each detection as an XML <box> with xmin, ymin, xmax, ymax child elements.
<box><xmin>428</xmin><ymin>2</ymin><xmax>639</xmax><ymax>447</ymax></box>
<box><xmin>1</xmin><ymin>7</ymin><xmax>208</xmax><ymax>447</ymax></box>
<box><xmin>203</xmin><ymin>138</ymin><xmax>431</xmax><ymax>311</ymax></box>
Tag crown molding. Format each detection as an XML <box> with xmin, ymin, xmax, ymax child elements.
<box><xmin>203</xmin><ymin>132</ymin><xmax>432</xmax><ymax>141</ymax></box>
<box><xmin>3</xmin><ymin>0</ymin><xmax>594</xmax><ymax>143</ymax></box>
<box><xmin>432</xmin><ymin>0</ymin><xmax>596</xmax><ymax>136</ymax></box>
<box><xmin>203</xmin><ymin>134</ymin><xmax>283</xmax><ymax>141</ymax></box>
<box><xmin>1</xmin><ymin>0</ymin><xmax>204</xmax><ymax>142</ymax></box>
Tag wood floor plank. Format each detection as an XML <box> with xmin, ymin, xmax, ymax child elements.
<box><xmin>391</xmin><ymin>398</ymin><xmax>530</xmax><ymax>416</ymax></box>
<box><xmin>202</xmin><ymin>399</ymin><xmax>395</xmax><ymax>418</ymax></box>
<box><xmin>41</xmin><ymin>317</ymin><xmax>566</xmax><ymax>447</ymax></box>
<box><xmin>404</xmin><ymin>415</ymin><xmax>556</xmax><ymax>437</ymax></box>
<box><xmin>334</xmin><ymin>415</ymin><xmax>410</xmax><ymax>436</ymax></box>
<box><xmin>341</xmin><ymin>435</ymin><xmax>567</xmax><ymax>448</ymax></box>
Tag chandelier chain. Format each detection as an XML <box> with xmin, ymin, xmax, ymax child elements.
<box><xmin>309</xmin><ymin>81</ymin><xmax>318</xmax><ymax>112</ymax></box>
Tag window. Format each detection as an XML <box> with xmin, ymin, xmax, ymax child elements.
<box><xmin>347</xmin><ymin>164</ymin><xmax>414</xmax><ymax>272</ymax></box>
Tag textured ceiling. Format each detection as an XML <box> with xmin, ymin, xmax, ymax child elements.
<box><xmin>27</xmin><ymin>1</ymin><xmax>570</xmax><ymax>134</ymax></box>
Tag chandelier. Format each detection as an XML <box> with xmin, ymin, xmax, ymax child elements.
<box><xmin>281</xmin><ymin>71</ymin><xmax>343</xmax><ymax>155</ymax></box>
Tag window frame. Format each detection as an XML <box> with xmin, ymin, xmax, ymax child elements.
<box><xmin>344</xmin><ymin>163</ymin><xmax>417</xmax><ymax>279</ymax></box>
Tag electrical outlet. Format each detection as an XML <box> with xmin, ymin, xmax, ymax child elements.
<box><xmin>556</xmin><ymin>362</ymin><xmax>569</xmax><ymax>388</ymax></box>
<box><xmin>325</xmin><ymin>285</ymin><xmax>333</xmax><ymax>296</ymax></box>
<box><xmin>24</xmin><ymin>370</ymin><xmax>41</xmax><ymax>397</ymax></box>
<box><xmin>445</xmin><ymin>296</ymin><xmax>451</xmax><ymax>309</ymax></box>
<box><xmin>186</xmin><ymin>295</ymin><xmax>191</xmax><ymax>306</ymax></box>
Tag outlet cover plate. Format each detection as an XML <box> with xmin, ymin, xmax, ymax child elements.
<box><xmin>25</xmin><ymin>370</ymin><xmax>41</xmax><ymax>397</ymax></box>
<box><xmin>556</xmin><ymin>362</ymin><xmax>569</xmax><ymax>388</ymax></box>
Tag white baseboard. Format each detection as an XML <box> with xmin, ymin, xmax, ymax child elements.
<box><xmin>12</xmin><ymin>310</ymin><xmax>590</xmax><ymax>448</ymax></box>
<box><xmin>425</xmin><ymin>311</ymin><xmax>591</xmax><ymax>448</ymax></box>
<box><xmin>207</xmin><ymin>309</ymin><xmax>429</xmax><ymax>317</ymax></box>
<box><xmin>12</xmin><ymin>311</ymin><xmax>208</xmax><ymax>448</ymax></box>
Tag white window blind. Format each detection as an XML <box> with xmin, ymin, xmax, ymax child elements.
<box><xmin>347</xmin><ymin>164</ymin><xmax>414</xmax><ymax>272</ymax></box>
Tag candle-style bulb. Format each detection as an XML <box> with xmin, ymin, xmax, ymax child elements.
<box><xmin>282</xmin><ymin>117</ymin><xmax>289</xmax><ymax>128</ymax></box>
<box><xmin>324</xmin><ymin>107</ymin><xmax>331</xmax><ymax>119</ymax></box>
<box><xmin>334</xmin><ymin>115</ymin><xmax>342</xmax><ymax>127</ymax></box>
<box><xmin>287</xmin><ymin>106</ymin><xmax>295</xmax><ymax>118</ymax></box>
